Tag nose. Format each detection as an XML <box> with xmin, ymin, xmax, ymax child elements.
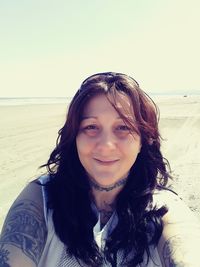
<box><xmin>96</xmin><ymin>131</ymin><xmax>117</xmax><ymax>152</ymax></box>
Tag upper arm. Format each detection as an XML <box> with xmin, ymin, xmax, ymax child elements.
<box><xmin>157</xmin><ymin>192</ymin><xmax>200</xmax><ymax>267</ymax></box>
<box><xmin>0</xmin><ymin>181</ymin><xmax>47</xmax><ymax>267</ymax></box>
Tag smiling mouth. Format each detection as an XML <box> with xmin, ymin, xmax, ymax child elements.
<box><xmin>94</xmin><ymin>159</ymin><xmax>119</xmax><ymax>165</ymax></box>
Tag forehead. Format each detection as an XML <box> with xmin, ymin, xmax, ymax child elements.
<box><xmin>82</xmin><ymin>93</ymin><xmax>134</xmax><ymax>117</ymax></box>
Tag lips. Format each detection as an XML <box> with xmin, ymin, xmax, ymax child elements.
<box><xmin>94</xmin><ymin>158</ymin><xmax>119</xmax><ymax>165</ymax></box>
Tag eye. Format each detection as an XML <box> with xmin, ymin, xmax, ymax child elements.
<box><xmin>114</xmin><ymin>124</ymin><xmax>132</xmax><ymax>138</ymax></box>
<box><xmin>116</xmin><ymin>125</ymin><xmax>131</xmax><ymax>131</ymax></box>
<box><xmin>80</xmin><ymin>124</ymin><xmax>100</xmax><ymax>136</ymax></box>
<box><xmin>84</xmin><ymin>125</ymin><xmax>98</xmax><ymax>130</ymax></box>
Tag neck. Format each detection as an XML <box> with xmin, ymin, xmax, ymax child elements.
<box><xmin>89</xmin><ymin>176</ymin><xmax>128</xmax><ymax>192</ymax></box>
<box><xmin>89</xmin><ymin>176</ymin><xmax>128</xmax><ymax>210</ymax></box>
<box><xmin>89</xmin><ymin>177</ymin><xmax>128</xmax><ymax>229</ymax></box>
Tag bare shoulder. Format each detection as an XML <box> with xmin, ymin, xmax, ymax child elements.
<box><xmin>0</xmin><ymin>180</ymin><xmax>47</xmax><ymax>267</ymax></box>
<box><xmin>156</xmin><ymin>189</ymin><xmax>200</xmax><ymax>267</ymax></box>
<box><xmin>153</xmin><ymin>189</ymin><xmax>199</xmax><ymax>223</ymax></box>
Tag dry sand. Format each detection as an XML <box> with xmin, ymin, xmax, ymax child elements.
<box><xmin>0</xmin><ymin>96</ymin><xmax>200</xmax><ymax>230</ymax></box>
<box><xmin>156</xmin><ymin>95</ymin><xmax>200</xmax><ymax>218</ymax></box>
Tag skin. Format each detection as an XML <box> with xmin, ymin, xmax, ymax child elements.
<box><xmin>76</xmin><ymin>94</ymin><xmax>141</xmax><ymax>226</ymax></box>
<box><xmin>0</xmin><ymin>182</ymin><xmax>46</xmax><ymax>267</ymax></box>
<box><xmin>157</xmin><ymin>192</ymin><xmax>200</xmax><ymax>267</ymax></box>
<box><xmin>76</xmin><ymin>94</ymin><xmax>141</xmax><ymax>187</ymax></box>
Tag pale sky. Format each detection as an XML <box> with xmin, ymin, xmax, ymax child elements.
<box><xmin>0</xmin><ymin>0</ymin><xmax>200</xmax><ymax>97</ymax></box>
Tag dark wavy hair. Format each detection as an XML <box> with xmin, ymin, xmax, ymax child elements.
<box><xmin>42</xmin><ymin>72</ymin><xmax>171</xmax><ymax>266</ymax></box>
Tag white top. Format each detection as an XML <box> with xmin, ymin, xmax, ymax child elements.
<box><xmin>37</xmin><ymin>176</ymin><xmax>181</xmax><ymax>267</ymax></box>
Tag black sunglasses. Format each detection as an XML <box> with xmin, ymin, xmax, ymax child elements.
<box><xmin>81</xmin><ymin>72</ymin><xmax>139</xmax><ymax>87</ymax></box>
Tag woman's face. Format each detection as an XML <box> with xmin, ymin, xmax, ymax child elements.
<box><xmin>76</xmin><ymin>94</ymin><xmax>141</xmax><ymax>187</ymax></box>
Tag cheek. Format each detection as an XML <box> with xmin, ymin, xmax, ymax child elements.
<box><xmin>76</xmin><ymin>135</ymin><xmax>93</xmax><ymax>156</ymax></box>
<box><xmin>76</xmin><ymin>137</ymin><xmax>84</xmax><ymax>156</ymax></box>
<box><xmin>125</xmin><ymin>135</ymin><xmax>141</xmax><ymax>152</ymax></box>
<box><xmin>126</xmin><ymin>142</ymin><xmax>141</xmax><ymax>161</ymax></box>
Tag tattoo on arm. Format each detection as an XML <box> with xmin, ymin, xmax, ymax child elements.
<box><xmin>0</xmin><ymin>246</ymin><xmax>11</xmax><ymax>267</ymax></box>
<box><xmin>0</xmin><ymin>200</ymin><xmax>47</xmax><ymax>265</ymax></box>
<box><xmin>162</xmin><ymin>236</ymin><xmax>188</xmax><ymax>267</ymax></box>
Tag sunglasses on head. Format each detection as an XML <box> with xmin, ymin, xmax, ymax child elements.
<box><xmin>81</xmin><ymin>72</ymin><xmax>139</xmax><ymax>87</ymax></box>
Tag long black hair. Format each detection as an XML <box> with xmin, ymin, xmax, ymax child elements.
<box><xmin>42</xmin><ymin>72</ymin><xmax>170</xmax><ymax>266</ymax></box>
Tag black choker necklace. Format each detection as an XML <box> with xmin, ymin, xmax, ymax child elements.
<box><xmin>90</xmin><ymin>177</ymin><xmax>128</xmax><ymax>192</ymax></box>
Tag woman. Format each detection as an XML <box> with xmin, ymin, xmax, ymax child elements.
<box><xmin>0</xmin><ymin>72</ymin><xmax>200</xmax><ymax>267</ymax></box>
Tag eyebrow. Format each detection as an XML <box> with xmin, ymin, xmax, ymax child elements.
<box><xmin>80</xmin><ymin>116</ymin><xmax>97</xmax><ymax>120</ymax></box>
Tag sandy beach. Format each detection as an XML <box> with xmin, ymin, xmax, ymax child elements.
<box><xmin>0</xmin><ymin>96</ymin><xmax>200</xmax><ymax>230</ymax></box>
